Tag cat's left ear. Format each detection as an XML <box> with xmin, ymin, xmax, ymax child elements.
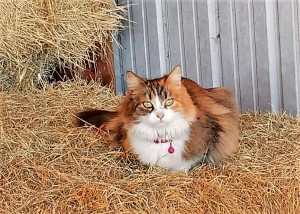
<box><xmin>167</xmin><ymin>65</ymin><xmax>182</xmax><ymax>86</ymax></box>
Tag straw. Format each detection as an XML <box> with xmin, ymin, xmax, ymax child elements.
<box><xmin>1</xmin><ymin>80</ymin><xmax>299</xmax><ymax>213</ymax></box>
<box><xmin>0</xmin><ymin>0</ymin><xmax>125</xmax><ymax>90</ymax></box>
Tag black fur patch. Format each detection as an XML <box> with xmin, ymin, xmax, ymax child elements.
<box><xmin>205</xmin><ymin>113</ymin><xmax>223</xmax><ymax>145</ymax></box>
<box><xmin>75</xmin><ymin>110</ymin><xmax>116</xmax><ymax>128</ymax></box>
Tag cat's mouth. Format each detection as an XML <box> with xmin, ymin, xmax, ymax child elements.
<box><xmin>155</xmin><ymin>120</ymin><xmax>167</xmax><ymax>126</ymax></box>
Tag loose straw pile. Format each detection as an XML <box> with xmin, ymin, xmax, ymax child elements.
<box><xmin>0</xmin><ymin>80</ymin><xmax>299</xmax><ymax>213</ymax></box>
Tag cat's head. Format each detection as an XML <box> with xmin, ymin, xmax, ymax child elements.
<box><xmin>126</xmin><ymin>66</ymin><xmax>196</xmax><ymax>127</ymax></box>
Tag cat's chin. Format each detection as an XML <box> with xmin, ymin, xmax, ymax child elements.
<box><xmin>143</xmin><ymin>120</ymin><xmax>166</xmax><ymax>128</ymax></box>
<box><xmin>151</xmin><ymin>120</ymin><xmax>174</xmax><ymax>129</ymax></box>
<box><xmin>154</xmin><ymin>121</ymin><xmax>166</xmax><ymax>127</ymax></box>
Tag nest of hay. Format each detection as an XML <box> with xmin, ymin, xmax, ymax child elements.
<box><xmin>0</xmin><ymin>0</ymin><xmax>125</xmax><ymax>90</ymax></box>
<box><xmin>0</xmin><ymin>81</ymin><xmax>300</xmax><ymax>213</ymax></box>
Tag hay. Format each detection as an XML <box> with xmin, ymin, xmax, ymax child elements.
<box><xmin>0</xmin><ymin>0</ymin><xmax>125</xmax><ymax>90</ymax></box>
<box><xmin>0</xmin><ymin>81</ymin><xmax>300</xmax><ymax>213</ymax></box>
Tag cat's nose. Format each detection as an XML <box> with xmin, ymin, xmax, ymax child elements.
<box><xmin>156</xmin><ymin>111</ymin><xmax>165</xmax><ymax>119</ymax></box>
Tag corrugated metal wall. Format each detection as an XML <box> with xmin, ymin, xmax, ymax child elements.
<box><xmin>113</xmin><ymin>0</ymin><xmax>300</xmax><ymax>114</ymax></box>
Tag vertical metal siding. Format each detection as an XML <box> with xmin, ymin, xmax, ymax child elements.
<box><xmin>265</xmin><ymin>0</ymin><xmax>282</xmax><ymax>113</ymax></box>
<box><xmin>207</xmin><ymin>0</ymin><xmax>222</xmax><ymax>87</ymax></box>
<box><xmin>114</xmin><ymin>0</ymin><xmax>300</xmax><ymax>114</ymax></box>
<box><xmin>253</xmin><ymin>1</ymin><xmax>271</xmax><ymax>112</ymax></box>
<box><xmin>218</xmin><ymin>0</ymin><xmax>241</xmax><ymax>107</ymax></box>
<box><xmin>292</xmin><ymin>0</ymin><xmax>300</xmax><ymax>114</ymax></box>
<box><xmin>278</xmin><ymin>0</ymin><xmax>298</xmax><ymax>114</ymax></box>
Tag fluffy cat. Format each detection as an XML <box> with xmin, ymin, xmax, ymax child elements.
<box><xmin>76</xmin><ymin>66</ymin><xmax>240</xmax><ymax>171</ymax></box>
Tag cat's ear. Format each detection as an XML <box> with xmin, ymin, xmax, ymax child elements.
<box><xmin>126</xmin><ymin>71</ymin><xmax>145</xmax><ymax>90</ymax></box>
<box><xmin>167</xmin><ymin>65</ymin><xmax>182</xmax><ymax>86</ymax></box>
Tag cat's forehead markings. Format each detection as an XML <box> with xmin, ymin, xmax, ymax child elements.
<box><xmin>145</xmin><ymin>81</ymin><xmax>157</xmax><ymax>100</ymax></box>
<box><xmin>146</xmin><ymin>80</ymin><xmax>170</xmax><ymax>101</ymax></box>
<box><xmin>146</xmin><ymin>81</ymin><xmax>158</xmax><ymax>99</ymax></box>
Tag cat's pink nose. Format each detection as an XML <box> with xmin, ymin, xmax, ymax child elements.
<box><xmin>156</xmin><ymin>111</ymin><xmax>165</xmax><ymax>119</ymax></box>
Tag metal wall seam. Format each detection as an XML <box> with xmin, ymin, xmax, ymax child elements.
<box><xmin>176</xmin><ymin>0</ymin><xmax>185</xmax><ymax>76</ymax></box>
<box><xmin>192</xmin><ymin>0</ymin><xmax>201</xmax><ymax>85</ymax></box>
<box><xmin>248</xmin><ymin>0</ymin><xmax>259</xmax><ymax>111</ymax></box>
<box><xmin>113</xmin><ymin>35</ymin><xmax>123</xmax><ymax>93</ymax></box>
<box><xmin>207</xmin><ymin>0</ymin><xmax>222</xmax><ymax>87</ymax></box>
<box><xmin>155</xmin><ymin>0</ymin><xmax>167</xmax><ymax>76</ymax></box>
<box><xmin>161</xmin><ymin>0</ymin><xmax>171</xmax><ymax>73</ymax></box>
<box><xmin>292</xmin><ymin>0</ymin><xmax>300</xmax><ymax>114</ymax></box>
<box><xmin>229</xmin><ymin>0</ymin><xmax>241</xmax><ymax>108</ymax></box>
<box><xmin>127</xmin><ymin>0</ymin><xmax>136</xmax><ymax>73</ymax></box>
<box><xmin>265</xmin><ymin>0</ymin><xmax>282</xmax><ymax>113</ymax></box>
<box><xmin>141</xmin><ymin>0</ymin><xmax>150</xmax><ymax>78</ymax></box>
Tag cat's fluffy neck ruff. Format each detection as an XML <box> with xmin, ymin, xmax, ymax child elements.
<box><xmin>128</xmin><ymin>113</ymin><xmax>195</xmax><ymax>171</ymax></box>
<box><xmin>129</xmin><ymin>115</ymin><xmax>191</xmax><ymax>141</ymax></box>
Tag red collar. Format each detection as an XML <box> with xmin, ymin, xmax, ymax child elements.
<box><xmin>153</xmin><ymin>138</ymin><xmax>175</xmax><ymax>154</ymax></box>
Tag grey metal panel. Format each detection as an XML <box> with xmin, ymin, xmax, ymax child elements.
<box><xmin>235</xmin><ymin>1</ymin><xmax>255</xmax><ymax>112</ymax></box>
<box><xmin>247</xmin><ymin>0</ymin><xmax>259</xmax><ymax>111</ymax></box>
<box><xmin>197</xmin><ymin>0</ymin><xmax>213</xmax><ymax>88</ymax></box>
<box><xmin>113</xmin><ymin>38</ymin><xmax>124</xmax><ymax>93</ymax></box>
<box><xmin>253</xmin><ymin>1</ymin><xmax>271</xmax><ymax>111</ymax></box>
<box><xmin>117</xmin><ymin>0</ymin><xmax>136</xmax><ymax>91</ymax></box>
<box><xmin>293</xmin><ymin>0</ymin><xmax>300</xmax><ymax>114</ymax></box>
<box><xmin>265</xmin><ymin>0</ymin><xmax>282</xmax><ymax>113</ymax></box>
<box><xmin>113</xmin><ymin>0</ymin><xmax>126</xmax><ymax>93</ymax></box>
<box><xmin>190</xmin><ymin>0</ymin><xmax>201</xmax><ymax>85</ymax></box>
<box><xmin>278</xmin><ymin>0</ymin><xmax>297</xmax><ymax>114</ymax></box>
<box><xmin>207</xmin><ymin>0</ymin><xmax>222</xmax><ymax>87</ymax></box>
<box><xmin>181</xmin><ymin>0</ymin><xmax>198</xmax><ymax>82</ymax></box>
<box><xmin>160</xmin><ymin>0</ymin><xmax>213</xmax><ymax>86</ymax></box>
<box><xmin>145</xmin><ymin>0</ymin><xmax>161</xmax><ymax>78</ymax></box>
<box><xmin>114</xmin><ymin>0</ymin><xmax>300</xmax><ymax>114</ymax></box>
<box><xmin>165</xmin><ymin>0</ymin><xmax>184</xmax><ymax>75</ymax></box>
<box><xmin>130</xmin><ymin>0</ymin><xmax>148</xmax><ymax>78</ymax></box>
<box><xmin>298</xmin><ymin>0</ymin><xmax>300</xmax><ymax>114</ymax></box>
<box><xmin>218</xmin><ymin>0</ymin><xmax>241</xmax><ymax>107</ymax></box>
<box><xmin>161</xmin><ymin>0</ymin><xmax>171</xmax><ymax>73</ymax></box>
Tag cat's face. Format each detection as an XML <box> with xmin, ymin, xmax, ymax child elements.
<box><xmin>126</xmin><ymin>66</ymin><xmax>189</xmax><ymax>128</ymax></box>
<box><xmin>132</xmin><ymin>81</ymin><xmax>181</xmax><ymax>127</ymax></box>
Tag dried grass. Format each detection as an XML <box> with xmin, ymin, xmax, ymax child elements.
<box><xmin>0</xmin><ymin>0</ymin><xmax>125</xmax><ymax>90</ymax></box>
<box><xmin>0</xmin><ymin>81</ymin><xmax>300</xmax><ymax>213</ymax></box>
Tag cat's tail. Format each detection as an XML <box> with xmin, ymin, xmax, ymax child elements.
<box><xmin>75</xmin><ymin>109</ymin><xmax>117</xmax><ymax>128</ymax></box>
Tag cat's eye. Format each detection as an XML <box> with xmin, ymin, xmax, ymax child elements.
<box><xmin>143</xmin><ymin>101</ymin><xmax>153</xmax><ymax>108</ymax></box>
<box><xmin>165</xmin><ymin>98</ymin><xmax>174</xmax><ymax>107</ymax></box>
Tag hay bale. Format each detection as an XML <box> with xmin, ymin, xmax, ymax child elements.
<box><xmin>0</xmin><ymin>81</ymin><xmax>299</xmax><ymax>213</ymax></box>
<box><xmin>0</xmin><ymin>0</ymin><xmax>125</xmax><ymax>90</ymax></box>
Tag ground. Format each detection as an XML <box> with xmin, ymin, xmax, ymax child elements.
<box><xmin>0</xmin><ymin>81</ymin><xmax>299</xmax><ymax>213</ymax></box>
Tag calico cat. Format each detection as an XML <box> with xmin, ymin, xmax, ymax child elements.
<box><xmin>76</xmin><ymin>66</ymin><xmax>240</xmax><ymax>171</ymax></box>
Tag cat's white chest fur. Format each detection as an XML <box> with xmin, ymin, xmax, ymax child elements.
<box><xmin>128</xmin><ymin>117</ymin><xmax>197</xmax><ymax>171</ymax></box>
